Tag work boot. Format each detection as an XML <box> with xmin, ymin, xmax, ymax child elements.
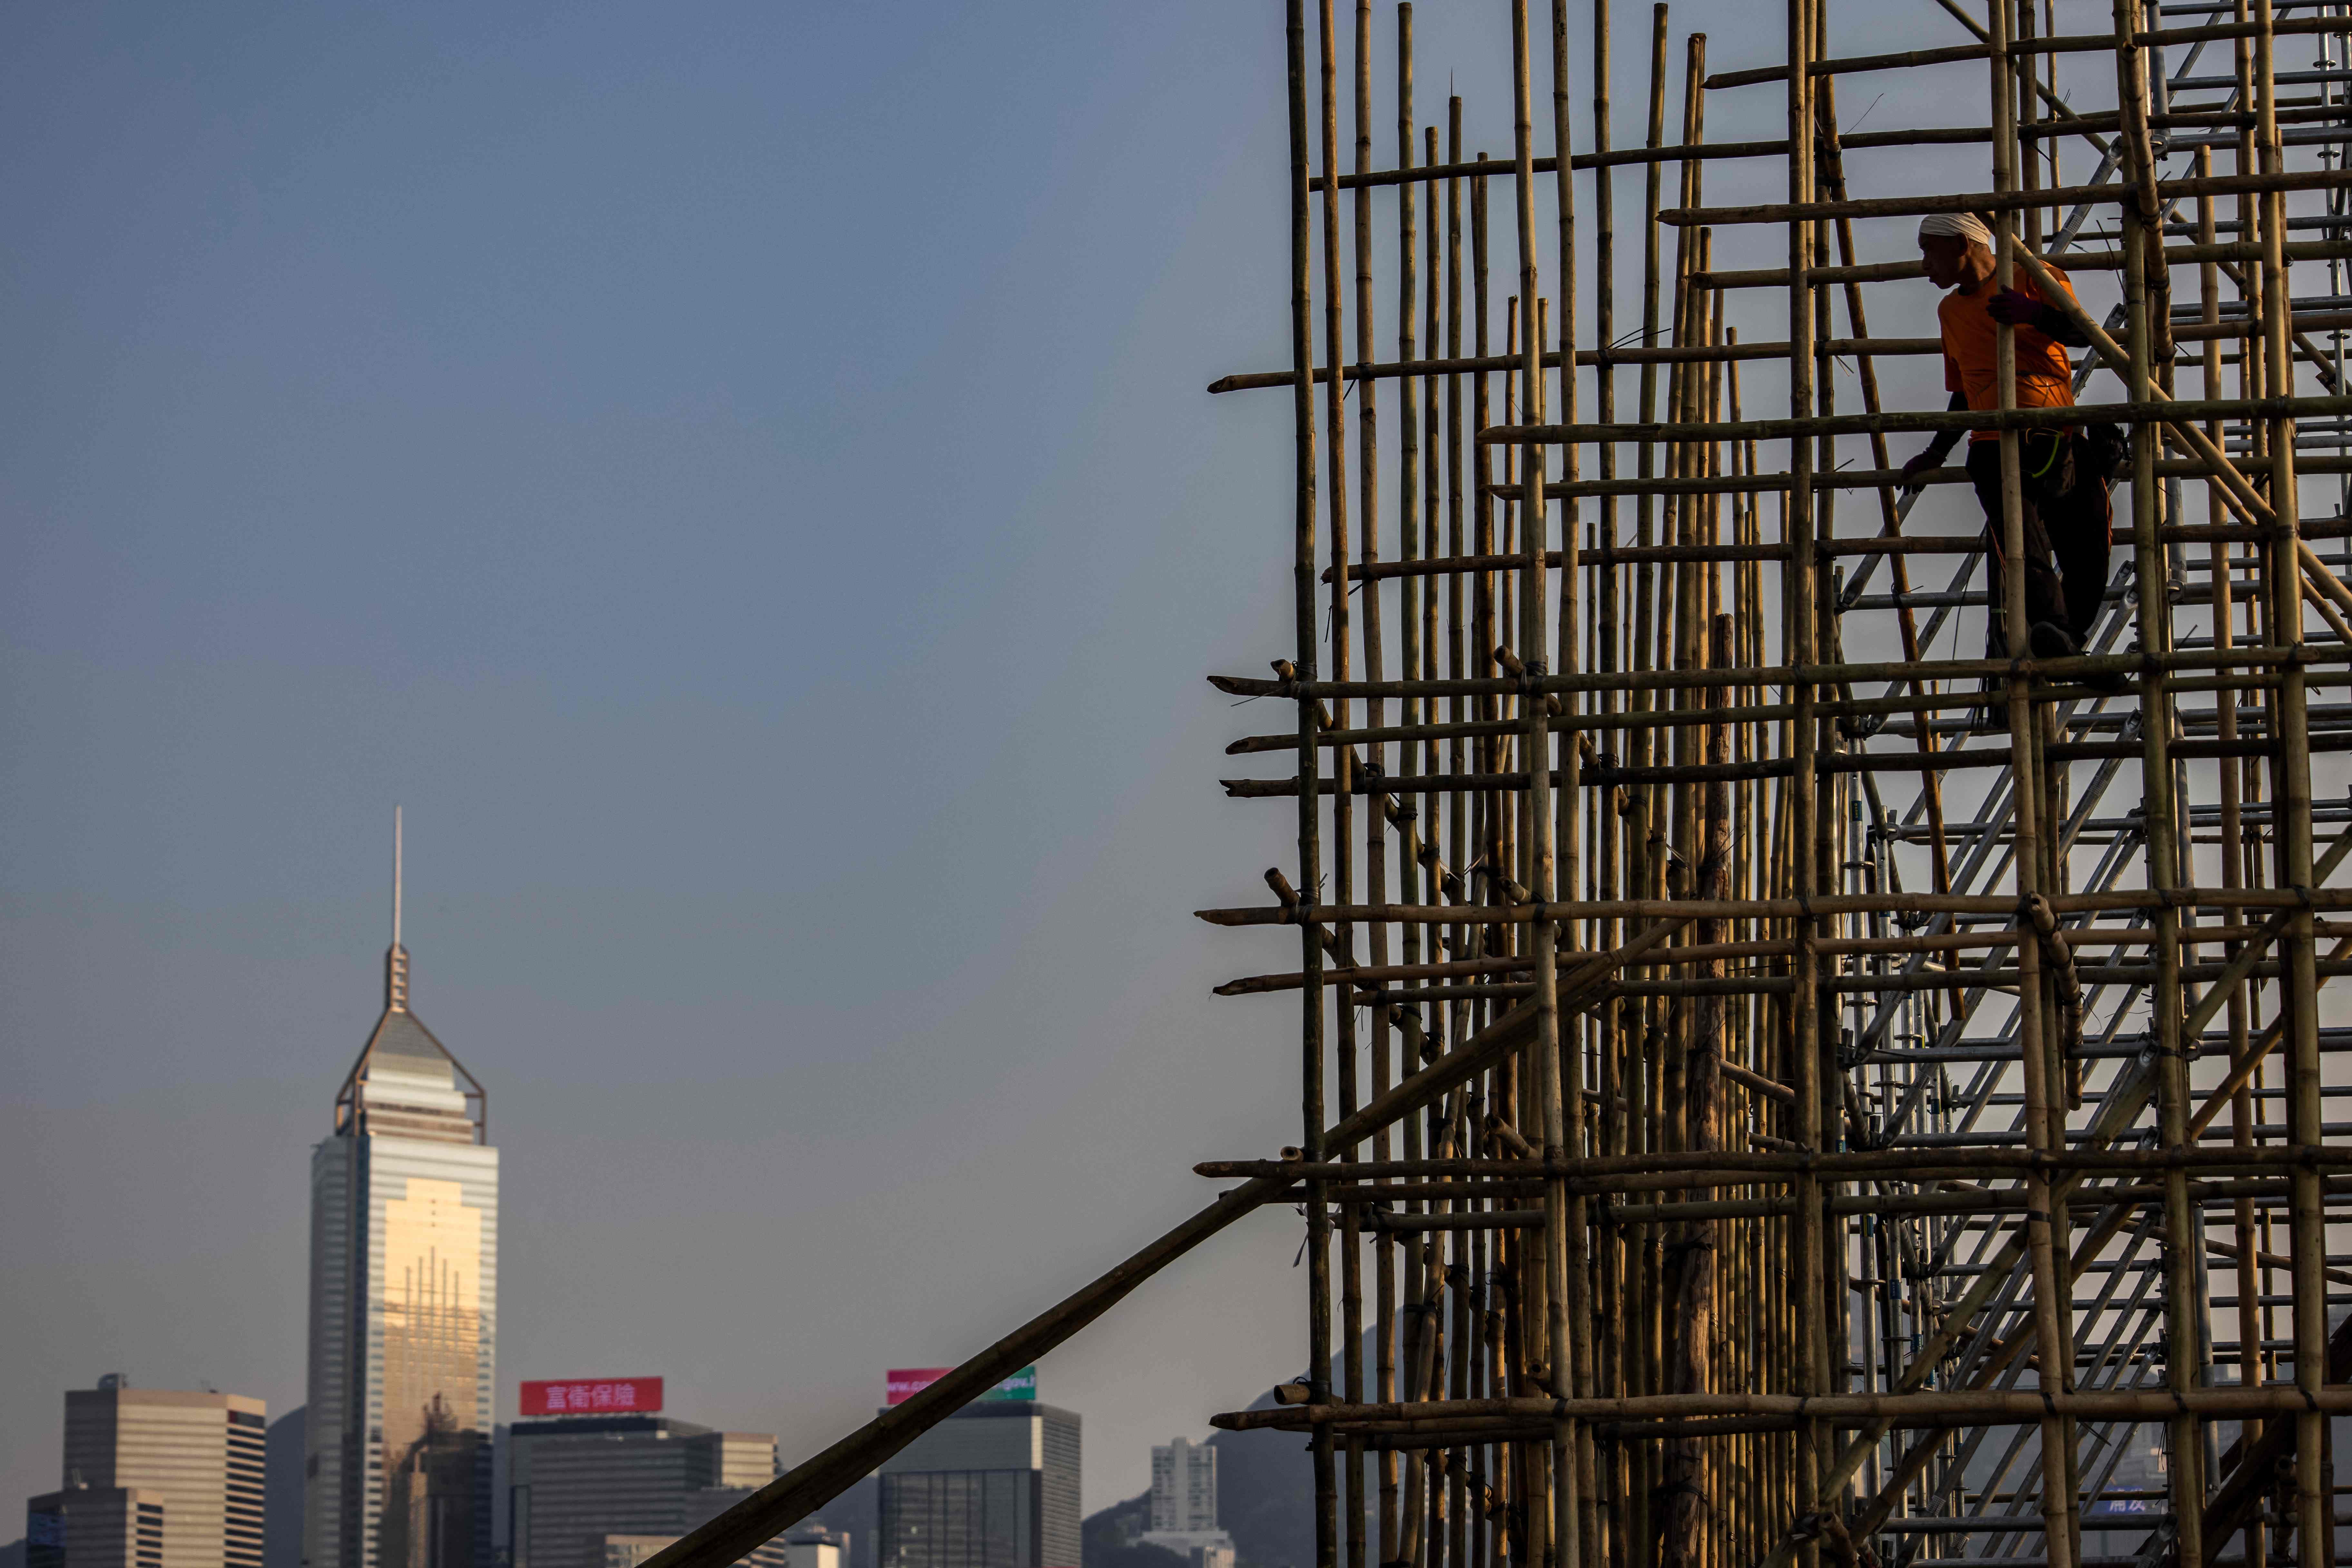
<box><xmin>2027</xmin><ymin>620</ymin><xmax>2078</xmax><ymax>661</ymax></box>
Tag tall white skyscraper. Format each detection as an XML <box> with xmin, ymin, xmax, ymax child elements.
<box><xmin>1141</xmin><ymin>1440</ymin><xmax>1227</xmax><ymax>1568</ymax></box>
<box><xmin>1146</xmin><ymin>1440</ymin><xmax>1213</xmax><ymax>1534</ymax></box>
<box><xmin>306</xmin><ymin>816</ymin><xmax>498</xmax><ymax>1568</ymax></box>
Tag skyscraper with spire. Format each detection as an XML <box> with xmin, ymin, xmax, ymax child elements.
<box><xmin>306</xmin><ymin>812</ymin><xmax>498</xmax><ymax>1568</ymax></box>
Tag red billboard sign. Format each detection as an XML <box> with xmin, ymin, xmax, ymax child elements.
<box><xmin>521</xmin><ymin>1377</ymin><xmax>663</xmax><ymax>1416</ymax></box>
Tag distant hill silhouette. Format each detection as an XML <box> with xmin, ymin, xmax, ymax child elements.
<box><xmin>1082</xmin><ymin>1331</ymin><xmax>1384</xmax><ymax>1568</ymax></box>
<box><xmin>1205</xmin><ymin>1386</ymin><xmax>1316</xmax><ymax>1568</ymax></box>
<box><xmin>1080</xmin><ymin>1487</ymin><xmax>1187</xmax><ymax>1568</ymax></box>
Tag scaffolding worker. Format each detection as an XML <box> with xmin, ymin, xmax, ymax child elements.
<box><xmin>1899</xmin><ymin>212</ymin><xmax>2113</xmax><ymax>665</ymax></box>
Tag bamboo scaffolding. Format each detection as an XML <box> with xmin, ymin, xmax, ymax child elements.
<box><xmin>637</xmin><ymin>6</ymin><xmax>2352</xmax><ymax>1568</ymax></box>
<box><xmin>1181</xmin><ymin>4</ymin><xmax>2352</xmax><ymax>1567</ymax></box>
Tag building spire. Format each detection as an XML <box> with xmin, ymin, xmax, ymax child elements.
<box><xmin>387</xmin><ymin>806</ymin><xmax>410</xmax><ymax>1012</ymax></box>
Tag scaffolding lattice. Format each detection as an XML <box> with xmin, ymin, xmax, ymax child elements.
<box><xmin>647</xmin><ymin>3</ymin><xmax>2352</xmax><ymax>1567</ymax></box>
<box><xmin>1191</xmin><ymin>1</ymin><xmax>2352</xmax><ymax>1565</ymax></box>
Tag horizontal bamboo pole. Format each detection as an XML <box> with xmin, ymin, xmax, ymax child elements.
<box><xmin>1212</xmin><ymin>1385</ymin><xmax>2352</xmax><ymax>1432</ymax></box>
<box><xmin>1209</xmin><ymin>335</ymin><xmax>1943</xmax><ymax>395</ymax></box>
<box><xmin>2027</xmin><ymin>95</ymin><xmax>2352</xmax><ymax>140</ymax></box>
<box><xmin>1695</xmin><ymin>237</ymin><xmax>2352</xmax><ymax>287</ymax></box>
<box><xmin>1209</xmin><ymin>642</ymin><xmax>2352</xmax><ymax>702</ymax></box>
<box><xmin>1364</xmin><ymin>955</ymin><xmax>2352</xmax><ymax>1003</ymax></box>
<box><xmin>1657</xmin><ymin>166</ymin><xmax>2346</xmax><ymax>227</ymax></box>
<box><xmin>1214</xmin><ymin>308</ymin><xmax>2352</xmax><ymax>395</ymax></box>
<box><xmin>1219</xmin><ymin>730</ymin><xmax>2352</xmax><ymax>796</ymax></box>
<box><xmin>1704</xmin><ymin>15</ymin><xmax>2352</xmax><ymax>87</ymax></box>
<box><xmin>1599</xmin><ymin>1176</ymin><xmax>2314</xmax><ymax>1224</ymax></box>
<box><xmin>1337</xmin><ymin>500</ymin><xmax>2335</xmax><ymax>537</ymax></box>
<box><xmin>1199</xmin><ymin>1144</ymin><xmax>2352</xmax><ymax>1182</ymax></box>
<box><xmin>1706</xmin><ymin>41</ymin><xmax>1997</xmax><ymax>86</ymax></box>
<box><xmin>1352</xmin><ymin>955</ymin><xmax>2352</xmax><ymax>1003</ymax></box>
<box><xmin>1482</xmin><ymin>392</ymin><xmax>2352</xmax><ymax>449</ymax></box>
<box><xmin>2181</xmin><ymin>309</ymin><xmax>2352</xmax><ymax>342</ymax></box>
<box><xmin>1234</xmin><ymin>676</ymin><xmax>2278</xmax><ymax>756</ymax></box>
<box><xmin>1194</xmin><ymin>885</ymin><xmax>2352</xmax><ymax>926</ymax></box>
<box><xmin>1530</xmin><ymin>457</ymin><xmax>2352</xmax><ymax>504</ymax></box>
<box><xmin>1321</xmin><ymin>125</ymin><xmax>1999</xmax><ymax>191</ymax></box>
<box><xmin>1369</xmin><ymin>1209</ymin><xmax>1544</xmax><ymax>1232</ymax></box>
<box><xmin>1323</xmin><ymin>1180</ymin><xmax>1546</xmax><ymax>1203</ymax></box>
<box><xmin>1219</xmin><ymin>936</ymin><xmax>1792</xmax><ymax>995</ymax></box>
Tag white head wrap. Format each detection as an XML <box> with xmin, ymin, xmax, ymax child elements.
<box><xmin>1919</xmin><ymin>212</ymin><xmax>1994</xmax><ymax>247</ymax></box>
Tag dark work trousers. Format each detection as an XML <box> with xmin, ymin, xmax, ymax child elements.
<box><xmin>1966</xmin><ymin>437</ymin><xmax>2114</xmax><ymax>657</ymax></box>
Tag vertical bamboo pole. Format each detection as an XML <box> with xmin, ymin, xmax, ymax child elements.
<box><xmin>1509</xmin><ymin>12</ymin><xmax>1570</xmax><ymax>1568</ymax></box>
<box><xmin>2252</xmin><ymin>0</ymin><xmax>2328</xmax><ymax>1554</ymax></box>
<box><xmin>2105</xmin><ymin>4</ymin><xmax>2202</xmax><ymax>1559</ymax></box>
<box><xmin>1348</xmin><ymin>8</ymin><xmax>1382</xmax><ymax>1568</ymax></box>
<box><xmin>1781</xmin><ymin>0</ymin><xmax>1825</xmax><ymax>1552</ymax></box>
<box><xmin>1316</xmin><ymin>10</ymin><xmax>1363</xmax><ymax>1566</ymax></box>
<box><xmin>1977</xmin><ymin>0</ymin><xmax>2076</xmax><ymax>1555</ymax></box>
<box><xmin>1283</xmin><ymin>6</ymin><xmax>1336</xmax><ymax>1568</ymax></box>
<box><xmin>1447</xmin><ymin>99</ymin><xmax>1468</xmax><ymax>1111</ymax></box>
<box><xmin>1591</xmin><ymin>33</ymin><xmax>1623</xmax><ymax>1490</ymax></box>
<box><xmin>1545</xmin><ymin>4</ymin><xmax>1596</xmax><ymax>1555</ymax></box>
<box><xmin>2197</xmin><ymin>155</ymin><xmax>2268</xmax><ymax>1568</ymax></box>
<box><xmin>1386</xmin><ymin>13</ymin><xmax>1418</xmax><ymax>1565</ymax></box>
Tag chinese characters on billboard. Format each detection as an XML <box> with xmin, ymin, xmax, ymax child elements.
<box><xmin>520</xmin><ymin>1376</ymin><xmax>665</xmax><ymax>1416</ymax></box>
<box><xmin>884</xmin><ymin>1366</ymin><xmax>1037</xmax><ymax>1406</ymax></box>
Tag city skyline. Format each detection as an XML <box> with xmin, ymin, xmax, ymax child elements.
<box><xmin>9</xmin><ymin>810</ymin><xmax>1253</xmax><ymax>1538</ymax></box>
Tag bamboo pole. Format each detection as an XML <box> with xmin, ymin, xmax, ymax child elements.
<box><xmin>1300</xmin><ymin>7</ymin><xmax>1337</xmax><ymax>1567</ymax></box>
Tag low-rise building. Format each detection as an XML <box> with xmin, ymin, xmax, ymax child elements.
<box><xmin>25</xmin><ymin>1487</ymin><xmax>168</xmax><ymax>1568</ymax></box>
<box><xmin>26</xmin><ymin>1378</ymin><xmax>265</xmax><ymax>1568</ymax></box>
<box><xmin>505</xmin><ymin>1414</ymin><xmax>775</xmax><ymax>1568</ymax></box>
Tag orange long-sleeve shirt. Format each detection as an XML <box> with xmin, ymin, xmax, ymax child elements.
<box><xmin>1939</xmin><ymin>265</ymin><xmax>2079</xmax><ymax>441</ymax></box>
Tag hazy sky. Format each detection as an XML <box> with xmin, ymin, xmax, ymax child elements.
<box><xmin>2</xmin><ymin>0</ymin><xmax>2023</xmax><ymax>1520</ymax></box>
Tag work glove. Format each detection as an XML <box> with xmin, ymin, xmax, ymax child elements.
<box><xmin>1899</xmin><ymin>448</ymin><xmax>1944</xmax><ymax>489</ymax></box>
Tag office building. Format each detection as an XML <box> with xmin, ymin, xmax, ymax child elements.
<box><xmin>1138</xmin><ymin>1439</ymin><xmax>1229</xmax><ymax>1568</ymax></box>
<box><xmin>25</xmin><ymin>1487</ymin><xmax>166</xmax><ymax>1568</ymax></box>
<box><xmin>586</xmin><ymin>1485</ymin><xmax>811</xmax><ymax>1568</ymax></box>
<box><xmin>876</xmin><ymin>1403</ymin><xmax>1079</xmax><ymax>1568</ymax></box>
<box><xmin>306</xmin><ymin>822</ymin><xmax>499</xmax><ymax>1568</ymax></box>
<box><xmin>505</xmin><ymin>1414</ymin><xmax>775</xmax><ymax>1568</ymax></box>
<box><xmin>24</xmin><ymin>1378</ymin><xmax>267</xmax><ymax>1568</ymax></box>
<box><xmin>1145</xmin><ymin>1442</ymin><xmax>1212</xmax><ymax>1534</ymax></box>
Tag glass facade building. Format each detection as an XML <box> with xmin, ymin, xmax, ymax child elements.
<box><xmin>875</xmin><ymin>1405</ymin><xmax>1078</xmax><ymax>1568</ymax></box>
<box><xmin>305</xmin><ymin>918</ymin><xmax>497</xmax><ymax>1568</ymax></box>
<box><xmin>504</xmin><ymin>1416</ymin><xmax>777</xmax><ymax>1568</ymax></box>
